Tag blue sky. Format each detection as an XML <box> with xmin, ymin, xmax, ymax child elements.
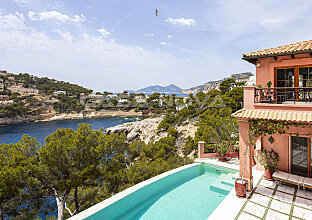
<box><xmin>1</xmin><ymin>0</ymin><xmax>312</xmax><ymax>92</ymax></box>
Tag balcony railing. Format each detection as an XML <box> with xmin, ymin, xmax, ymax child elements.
<box><xmin>254</xmin><ymin>87</ymin><xmax>312</xmax><ymax>104</ymax></box>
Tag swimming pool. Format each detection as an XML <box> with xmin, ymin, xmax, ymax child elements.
<box><xmin>70</xmin><ymin>163</ymin><xmax>238</xmax><ymax>220</ymax></box>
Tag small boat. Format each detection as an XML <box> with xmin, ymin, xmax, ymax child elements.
<box><xmin>124</xmin><ymin>117</ymin><xmax>141</xmax><ymax>122</ymax></box>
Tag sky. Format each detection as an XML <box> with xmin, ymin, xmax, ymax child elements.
<box><xmin>1</xmin><ymin>0</ymin><xmax>312</xmax><ymax>92</ymax></box>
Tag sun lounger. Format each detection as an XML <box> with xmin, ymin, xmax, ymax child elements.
<box><xmin>303</xmin><ymin>177</ymin><xmax>312</xmax><ymax>190</ymax></box>
<box><xmin>273</xmin><ymin>171</ymin><xmax>289</xmax><ymax>181</ymax></box>
<box><xmin>288</xmin><ymin>174</ymin><xmax>300</xmax><ymax>185</ymax></box>
<box><xmin>273</xmin><ymin>171</ymin><xmax>301</xmax><ymax>188</ymax></box>
<box><xmin>273</xmin><ymin>171</ymin><xmax>312</xmax><ymax>190</ymax></box>
<box><xmin>299</xmin><ymin>176</ymin><xmax>305</xmax><ymax>188</ymax></box>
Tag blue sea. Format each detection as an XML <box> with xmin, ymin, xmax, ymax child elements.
<box><xmin>0</xmin><ymin>117</ymin><xmax>127</xmax><ymax>144</ymax></box>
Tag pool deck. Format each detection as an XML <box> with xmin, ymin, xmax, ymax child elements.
<box><xmin>196</xmin><ymin>158</ymin><xmax>312</xmax><ymax>220</ymax></box>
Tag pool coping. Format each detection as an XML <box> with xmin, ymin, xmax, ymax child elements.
<box><xmin>194</xmin><ymin>158</ymin><xmax>240</xmax><ymax>171</ymax></box>
<box><xmin>68</xmin><ymin>163</ymin><xmax>200</xmax><ymax>220</ymax></box>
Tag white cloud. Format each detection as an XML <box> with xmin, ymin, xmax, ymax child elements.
<box><xmin>97</xmin><ymin>27</ymin><xmax>111</xmax><ymax>38</ymax></box>
<box><xmin>260</xmin><ymin>18</ymin><xmax>282</xmax><ymax>26</ymax></box>
<box><xmin>165</xmin><ymin>17</ymin><xmax>196</xmax><ymax>26</ymax></box>
<box><xmin>54</xmin><ymin>29</ymin><xmax>73</xmax><ymax>41</ymax></box>
<box><xmin>28</xmin><ymin>11</ymin><xmax>86</xmax><ymax>23</ymax></box>
<box><xmin>0</xmin><ymin>12</ymin><xmax>26</xmax><ymax>30</ymax></box>
<box><xmin>160</xmin><ymin>42</ymin><xmax>167</xmax><ymax>46</ymax></box>
<box><xmin>144</xmin><ymin>33</ymin><xmax>154</xmax><ymax>38</ymax></box>
<box><xmin>168</xmin><ymin>35</ymin><xmax>172</xmax><ymax>39</ymax></box>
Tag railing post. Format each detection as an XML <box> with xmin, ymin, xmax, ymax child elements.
<box><xmin>198</xmin><ymin>141</ymin><xmax>205</xmax><ymax>158</ymax></box>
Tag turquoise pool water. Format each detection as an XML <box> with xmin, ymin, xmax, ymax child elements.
<box><xmin>85</xmin><ymin>163</ymin><xmax>238</xmax><ymax>220</ymax></box>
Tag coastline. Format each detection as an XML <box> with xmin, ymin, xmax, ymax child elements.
<box><xmin>0</xmin><ymin>110</ymin><xmax>143</xmax><ymax>127</ymax></box>
<box><xmin>38</xmin><ymin>110</ymin><xmax>143</xmax><ymax>122</ymax></box>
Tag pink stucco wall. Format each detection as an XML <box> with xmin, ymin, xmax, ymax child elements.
<box><xmin>256</xmin><ymin>53</ymin><xmax>312</xmax><ymax>87</ymax></box>
<box><xmin>260</xmin><ymin>134</ymin><xmax>289</xmax><ymax>173</ymax></box>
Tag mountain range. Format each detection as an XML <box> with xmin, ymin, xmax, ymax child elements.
<box><xmin>180</xmin><ymin>72</ymin><xmax>254</xmax><ymax>94</ymax></box>
<box><xmin>132</xmin><ymin>84</ymin><xmax>183</xmax><ymax>93</ymax></box>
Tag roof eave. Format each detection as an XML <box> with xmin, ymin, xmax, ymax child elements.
<box><xmin>242</xmin><ymin>50</ymin><xmax>312</xmax><ymax>63</ymax></box>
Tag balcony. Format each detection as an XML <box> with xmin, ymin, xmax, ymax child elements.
<box><xmin>254</xmin><ymin>87</ymin><xmax>312</xmax><ymax>104</ymax></box>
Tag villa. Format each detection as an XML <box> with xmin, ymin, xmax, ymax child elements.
<box><xmin>232</xmin><ymin>40</ymin><xmax>312</xmax><ymax>191</ymax></box>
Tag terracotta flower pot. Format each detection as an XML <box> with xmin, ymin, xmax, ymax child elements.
<box><xmin>217</xmin><ymin>156</ymin><xmax>228</xmax><ymax>162</ymax></box>
<box><xmin>235</xmin><ymin>178</ymin><xmax>246</xmax><ymax>198</ymax></box>
<box><xmin>264</xmin><ymin>169</ymin><xmax>274</xmax><ymax>180</ymax></box>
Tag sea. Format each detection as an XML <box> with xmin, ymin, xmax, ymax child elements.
<box><xmin>0</xmin><ymin>117</ymin><xmax>127</xmax><ymax>144</ymax></box>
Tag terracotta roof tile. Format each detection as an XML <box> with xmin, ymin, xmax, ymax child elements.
<box><xmin>243</xmin><ymin>40</ymin><xmax>312</xmax><ymax>60</ymax></box>
<box><xmin>232</xmin><ymin>109</ymin><xmax>312</xmax><ymax>123</ymax></box>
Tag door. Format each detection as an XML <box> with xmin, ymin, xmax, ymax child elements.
<box><xmin>291</xmin><ymin>136</ymin><xmax>311</xmax><ymax>177</ymax></box>
<box><xmin>276</xmin><ymin>68</ymin><xmax>295</xmax><ymax>102</ymax></box>
<box><xmin>298</xmin><ymin>67</ymin><xmax>312</xmax><ymax>101</ymax></box>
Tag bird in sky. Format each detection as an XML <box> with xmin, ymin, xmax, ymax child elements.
<box><xmin>156</xmin><ymin>9</ymin><xmax>158</xmax><ymax>16</ymax></box>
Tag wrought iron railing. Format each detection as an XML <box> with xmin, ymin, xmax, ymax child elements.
<box><xmin>254</xmin><ymin>87</ymin><xmax>312</xmax><ymax>104</ymax></box>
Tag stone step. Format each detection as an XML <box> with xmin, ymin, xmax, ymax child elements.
<box><xmin>210</xmin><ymin>180</ymin><xmax>233</xmax><ymax>195</ymax></box>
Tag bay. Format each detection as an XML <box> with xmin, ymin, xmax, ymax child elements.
<box><xmin>0</xmin><ymin>117</ymin><xmax>127</xmax><ymax>144</ymax></box>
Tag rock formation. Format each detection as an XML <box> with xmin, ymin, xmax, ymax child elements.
<box><xmin>105</xmin><ymin>117</ymin><xmax>198</xmax><ymax>156</ymax></box>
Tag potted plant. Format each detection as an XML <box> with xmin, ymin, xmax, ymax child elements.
<box><xmin>256</xmin><ymin>149</ymin><xmax>279</xmax><ymax>180</ymax></box>
<box><xmin>266</xmin><ymin>81</ymin><xmax>274</xmax><ymax>102</ymax></box>
<box><xmin>257</xmin><ymin>84</ymin><xmax>264</xmax><ymax>101</ymax></box>
<box><xmin>213</xmin><ymin>142</ymin><xmax>235</xmax><ymax>162</ymax></box>
<box><xmin>267</xmin><ymin>80</ymin><xmax>272</xmax><ymax>88</ymax></box>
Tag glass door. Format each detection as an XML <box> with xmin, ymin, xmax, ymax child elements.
<box><xmin>298</xmin><ymin>67</ymin><xmax>312</xmax><ymax>101</ymax></box>
<box><xmin>276</xmin><ymin>68</ymin><xmax>295</xmax><ymax>102</ymax></box>
<box><xmin>291</xmin><ymin>136</ymin><xmax>310</xmax><ymax>177</ymax></box>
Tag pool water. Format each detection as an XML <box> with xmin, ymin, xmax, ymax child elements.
<box><xmin>84</xmin><ymin>163</ymin><xmax>238</xmax><ymax>220</ymax></box>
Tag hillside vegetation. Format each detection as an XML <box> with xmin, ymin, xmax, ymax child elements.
<box><xmin>0</xmin><ymin>75</ymin><xmax>245</xmax><ymax>219</ymax></box>
<box><xmin>0</xmin><ymin>71</ymin><xmax>92</xmax><ymax>117</ymax></box>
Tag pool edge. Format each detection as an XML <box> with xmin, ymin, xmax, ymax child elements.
<box><xmin>68</xmin><ymin>163</ymin><xmax>200</xmax><ymax>220</ymax></box>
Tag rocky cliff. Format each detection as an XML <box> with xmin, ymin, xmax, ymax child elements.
<box><xmin>0</xmin><ymin>115</ymin><xmax>43</xmax><ymax>127</ymax></box>
<box><xmin>105</xmin><ymin>117</ymin><xmax>198</xmax><ymax>156</ymax></box>
<box><xmin>180</xmin><ymin>72</ymin><xmax>253</xmax><ymax>94</ymax></box>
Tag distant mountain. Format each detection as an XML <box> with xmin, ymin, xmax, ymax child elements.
<box><xmin>134</xmin><ymin>84</ymin><xmax>183</xmax><ymax>93</ymax></box>
<box><xmin>180</xmin><ymin>72</ymin><xmax>253</xmax><ymax>94</ymax></box>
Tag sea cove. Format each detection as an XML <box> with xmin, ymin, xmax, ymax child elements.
<box><xmin>0</xmin><ymin>117</ymin><xmax>127</xmax><ymax>144</ymax></box>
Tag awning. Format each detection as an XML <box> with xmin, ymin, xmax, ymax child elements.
<box><xmin>232</xmin><ymin>109</ymin><xmax>312</xmax><ymax>123</ymax></box>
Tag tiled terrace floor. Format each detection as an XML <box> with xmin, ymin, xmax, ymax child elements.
<box><xmin>235</xmin><ymin>177</ymin><xmax>312</xmax><ymax>220</ymax></box>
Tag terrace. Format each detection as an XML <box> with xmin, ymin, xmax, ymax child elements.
<box><xmin>255</xmin><ymin>87</ymin><xmax>312</xmax><ymax>104</ymax></box>
<box><xmin>194</xmin><ymin>158</ymin><xmax>312</xmax><ymax>220</ymax></box>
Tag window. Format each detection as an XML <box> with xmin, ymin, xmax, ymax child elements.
<box><xmin>299</xmin><ymin>67</ymin><xmax>312</xmax><ymax>87</ymax></box>
<box><xmin>276</xmin><ymin>66</ymin><xmax>312</xmax><ymax>88</ymax></box>
<box><xmin>276</xmin><ymin>68</ymin><xmax>294</xmax><ymax>87</ymax></box>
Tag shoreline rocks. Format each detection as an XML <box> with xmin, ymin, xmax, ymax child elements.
<box><xmin>0</xmin><ymin>110</ymin><xmax>143</xmax><ymax>127</ymax></box>
<box><xmin>0</xmin><ymin>115</ymin><xmax>43</xmax><ymax>127</ymax></box>
<box><xmin>39</xmin><ymin>110</ymin><xmax>142</xmax><ymax>122</ymax></box>
<box><xmin>105</xmin><ymin>117</ymin><xmax>163</xmax><ymax>143</ymax></box>
<box><xmin>106</xmin><ymin>117</ymin><xmax>198</xmax><ymax>157</ymax></box>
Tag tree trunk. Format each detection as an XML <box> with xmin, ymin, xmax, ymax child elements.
<box><xmin>74</xmin><ymin>187</ymin><xmax>79</xmax><ymax>214</ymax></box>
<box><xmin>55</xmin><ymin>190</ymin><xmax>69</xmax><ymax>220</ymax></box>
<box><xmin>55</xmin><ymin>196</ymin><xmax>65</xmax><ymax>220</ymax></box>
